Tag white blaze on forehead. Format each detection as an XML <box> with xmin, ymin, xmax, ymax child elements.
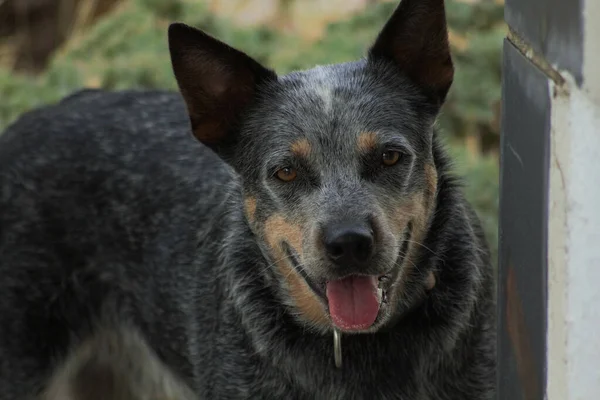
<box><xmin>307</xmin><ymin>65</ymin><xmax>335</xmax><ymax>114</ymax></box>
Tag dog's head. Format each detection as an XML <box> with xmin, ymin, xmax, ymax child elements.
<box><xmin>168</xmin><ymin>0</ymin><xmax>452</xmax><ymax>334</ymax></box>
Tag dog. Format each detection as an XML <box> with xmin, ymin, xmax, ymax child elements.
<box><xmin>0</xmin><ymin>0</ymin><xmax>496</xmax><ymax>398</ymax></box>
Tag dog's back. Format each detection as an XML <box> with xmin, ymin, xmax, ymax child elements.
<box><xmin>0</xmin><ymin>90</ymin><xmax>226</xmax><ymax>398</ymax></box>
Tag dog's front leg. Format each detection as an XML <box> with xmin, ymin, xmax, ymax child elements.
<box><xmin>41</xmin><ymin>326</ymin><xmax>198</xmax><ymax>400</ymax></box>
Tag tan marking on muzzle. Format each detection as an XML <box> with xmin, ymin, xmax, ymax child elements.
<box><xmin>389</xmin><ymin>192</ymin><xmax>429</xmax><ymax>243</ymax></box>
<box><xmin>384</xmin><ymin>193</ymin><xmax>428</xmax><ymax>295</ymax></box>
<box><xmin>290</xmin><ymin>138</ymin><xmax>312</xmax><ymax>158</ymax></box>
<box><xmin>386</xmin><ymin>165</ymin><xmax>439</xmax><ymax>298</ymax></box>
<box><xmin>244</xmin><ymin>196</ymin><xmax>257</xmax><ymax>224</ymax></box>
<box><xmin>424</xmin><ymin>163</ymin><xmax>438</xmax><ymax>198</ymax></box>
<box><xmin>357</xmin><ymin>131</ymin><xmax>378</xmax><ymax>153</ymax></box>
<box><xmin>390</xmin><ymin>163</ymin><xmax>439</xmax><ymax>248</ymax></box>
<box><xmin>264</xmin><ymin>214</ymin><xmax>329</xmax><ymax>327</ymax></box>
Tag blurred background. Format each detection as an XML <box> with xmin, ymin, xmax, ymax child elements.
<box><xmin>0</xmin><ymin>0</ymin><xmax>502</xmax><ymax>263</ymax></box>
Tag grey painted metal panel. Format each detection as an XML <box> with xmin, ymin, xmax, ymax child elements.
<box><xmin>497</xmin><ymin>39</ymin><xmax>550</xmax><ymax>400</ymax></box>
<box><xmin>505</xmin><ymin>0</ymin><xmax>584</xmax><ymax>85</ymax></box>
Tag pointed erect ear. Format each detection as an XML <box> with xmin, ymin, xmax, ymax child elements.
<box><xmin>369</xmin><ymin>0</ymin><xmax>454</xmax><ymax>106</ymax></box>
<box><xmin>168</xmin><ymin>23</ymin><xmax>277</xmax><ymax>153</ymax></box>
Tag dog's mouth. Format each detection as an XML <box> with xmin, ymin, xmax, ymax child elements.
<box><xmin>282</xmin><ymin>224</ymin><xmax>412</xmax><ymax>333</ymax></box>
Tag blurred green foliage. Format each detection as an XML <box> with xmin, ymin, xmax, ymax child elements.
<box><xmin>0</xmin><ymin>0</ymin><xmax>500</xmax><ymax>264</ymax></box>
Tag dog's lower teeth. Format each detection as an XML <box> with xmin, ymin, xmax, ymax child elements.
<box><xmin>377</xmin><ymin>287</ymin><xmax>383</xmax><ymax>304</ymax></box>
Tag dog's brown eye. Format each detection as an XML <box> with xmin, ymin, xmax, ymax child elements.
<box><xmin>276</xmin><ymin>167</ymin><xmax>297</xmax><ymax>182</ymax></box>
<box><xmin>382</xmin><ymin>150</ymin><xmax>401</xmax><ymax>166</ymax></box>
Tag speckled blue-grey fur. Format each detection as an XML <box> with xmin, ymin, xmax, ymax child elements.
<box><xmin>0</xmin><ymin>0</ymin><xmax>496</xmax><ymax>399</ymax></box>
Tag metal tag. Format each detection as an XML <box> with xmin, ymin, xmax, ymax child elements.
<box><xmin>333</xmin><ymin>328</ymin><xmax>342</xmax><ymax>368</ymax></box>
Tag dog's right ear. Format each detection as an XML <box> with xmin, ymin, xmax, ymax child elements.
<box><xmin>369</xmin><ymin>0</ymin><xmax>454</xmax><ymax>107</ymax></box>
<box><xmin>168</xmin><ymin>23</ymin><xmax>277</xmax><ymax>155</ymax></box>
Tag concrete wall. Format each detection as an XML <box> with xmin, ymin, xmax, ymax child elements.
<box><xmin>547</xmin><ymin>1</ymin><xmax>600</xmax><ymax>398</ymax></box>
<box><xmin>500</xmin><ymin>0</ymin><xmax>600</xmax><ymax>398</ymax></box>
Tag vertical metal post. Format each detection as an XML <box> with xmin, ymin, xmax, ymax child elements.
<box><xmin>499</xmin><ymin>0</ymin><xmax>600</xmax><ymax>399</ymax></box>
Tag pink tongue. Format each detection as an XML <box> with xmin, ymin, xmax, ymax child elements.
<box><xmin>326</xmin><ymin>276</ymin><xmax>380</xmax><ymax>331</ymax></box>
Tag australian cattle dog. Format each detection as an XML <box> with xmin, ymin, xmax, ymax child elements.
<box><xmin>0</xmin><ymin>0</ymin><xmax>496</xmax><ymax>398</ymax></box>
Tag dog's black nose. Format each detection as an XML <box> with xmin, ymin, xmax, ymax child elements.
<box><xmin>323</xmin><ymin>223</ymin><xmax>375</xmax><ymax>267</ymax></box>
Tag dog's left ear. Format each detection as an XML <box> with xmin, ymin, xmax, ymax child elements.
<box><xmin>168</xmin><ymin>23</ymin><xmax>277</xmax><ymax>156</ymax></box>
<box><xmin>369</xmin><ymin>0</ymin><xmax>454</xmax><ymax>106</ymax></box>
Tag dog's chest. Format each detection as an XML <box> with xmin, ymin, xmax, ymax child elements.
<box><xmin>244</xmin><ymin>376</ymin><xmax>428</xmax><ymax>400</ymax></box>
<box><xmin>207</xmin><ymin>352</ymin><xmax>430</xmax><ymax>400</ymax></box>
